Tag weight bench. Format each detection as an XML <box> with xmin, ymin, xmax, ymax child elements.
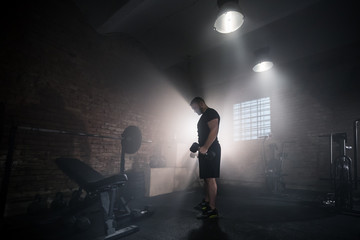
<box><xmin>55</xmin><ymin>157</ymin><xmax>139</xmax><ymax>240</ymax></box>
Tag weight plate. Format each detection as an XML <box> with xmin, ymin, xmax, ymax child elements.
<box><xmin>121</xmin><ymin>126</ymin><xmax>142</xmax><ymax>154</ymax></box>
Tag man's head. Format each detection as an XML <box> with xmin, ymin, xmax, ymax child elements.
<box><xmin>190</xmin><ymin>97</ymin><xmax>208</xmax><ymax>115</ymax></box>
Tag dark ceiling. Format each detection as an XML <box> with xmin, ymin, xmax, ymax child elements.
<box><xmin>73</xmin><ymin>0</ymin><xmax>359</xmax><ymax>79</ymax></box>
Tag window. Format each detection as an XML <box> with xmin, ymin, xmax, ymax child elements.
<box><xmin>233</xmin><ymin>97</ymin><xmax>271</xmax><ymax>141</ymax></box>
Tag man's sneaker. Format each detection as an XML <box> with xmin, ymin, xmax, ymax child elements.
<box><xmin>196</xmin><ymin>207</ymin><xmax>219</xmax><ymax>219</ymax></box>
<box><xmin>194</xmin><ymin>199</ymin><xmax>209</xmax><ymax>212</ymax></box>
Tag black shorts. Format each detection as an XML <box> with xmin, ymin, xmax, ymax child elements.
<box><xmin>198</xmin><ymin>143</ymin><xmax>221</xmax><ymax>179</ymax></box>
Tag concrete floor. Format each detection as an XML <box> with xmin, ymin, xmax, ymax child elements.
<box><xmin>2</xmin><ymin>184</ymin><xmax>360</xmax><ymax>240</ymax></box>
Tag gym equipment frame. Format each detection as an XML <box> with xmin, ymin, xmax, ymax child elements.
<box><xmin>320</xmin><ymin>132</ymin><xmax>353</xmax><ymax>210</ymax></box>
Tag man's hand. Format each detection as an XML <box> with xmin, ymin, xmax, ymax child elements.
<box><xmin>199</xmin><ymin>146</ymin><xmax>208</xmax><ymax>155</ymax></box>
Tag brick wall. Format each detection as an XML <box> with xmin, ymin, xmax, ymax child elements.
<box><xmin>0</xmin><ymin>1</ymin><xmax>167</xmax><ymax>216</ymax></box>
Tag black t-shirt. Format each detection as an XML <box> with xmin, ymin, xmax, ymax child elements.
<box><xmin>197</xmin><ymin>108</ymin><xmax>220</xmax><ymax>148</ymax></box>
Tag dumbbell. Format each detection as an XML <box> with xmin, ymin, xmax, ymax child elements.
<box><xmin>189</xmin><ymin>142</ymin><xmax>216</xmax><ymax>160</ymax></box>
<box><xmin>190</xmin><ymin>142</ymin><xmax>200</xmax><ymax>153</ymax></box>
<box><xmin>190</xmin><ymin>142</ymin><xmax>199</xmax><ymax>158</ymax></box>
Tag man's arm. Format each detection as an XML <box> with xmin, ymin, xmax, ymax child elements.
<box><xmin>199</xmin><ymin>118</ymin><xmax>219</xmax><ymax>154</ymax></box>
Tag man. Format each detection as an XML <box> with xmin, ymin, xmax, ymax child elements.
<box><xmin>190</xmin><ymin>97</ymin><xmax>221</xmax><ymax>219</ymax></box>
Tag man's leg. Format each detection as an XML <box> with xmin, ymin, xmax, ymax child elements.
<box><xmin>206</xmin><ymin>178</ymin><xmax>217</xmax><ymax>210</ymax></box>
<box><xmin>194</xmin><ymin>157</ymin><xmax>210</xmax><ymax>211</ymax></box>
<box><xmin>196</xmin><ymin>178</ymin><xmax>218</xmax><ymax>219</ymax></box>
<box><xmin>194</xmin><ymin>179</ymin><xmax>210</xmax><ymax>211</ymax></box>
<box><xmin>204</xmin><ymin>180</ymin><xmax>209</xmax><ymax>203</ymax></box>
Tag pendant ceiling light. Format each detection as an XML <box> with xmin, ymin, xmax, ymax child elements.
<box><xmin>252</xmin><ymin>47</ymin><xmax>274</xmax><ymax>73</ymax></box>
<box><xmin>253</xmin><ymin>61</ymin><xmax>274</xmax><ymax>73</ymax></box>
<box><xmin>214</xmin><ymin>0</ymin><xmax>244</xmax><ymax>34</ymax></box>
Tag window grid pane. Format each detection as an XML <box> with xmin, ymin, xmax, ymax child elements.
<box><xmin>233</xmin><ymin>97</ymin><xmax>271</xmax><ymax>141</ymax></box>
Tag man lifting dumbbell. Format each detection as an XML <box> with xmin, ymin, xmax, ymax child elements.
<box><xmin>190</xmin><ymin>97</ymin><xmax>221</xmax><ymax>219</ymax></box>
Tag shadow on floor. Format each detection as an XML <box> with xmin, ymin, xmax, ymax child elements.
<box><xmin>187</xmin><ymin>220</ymin><xmax>229</xmax><ymax>240</ymax></box>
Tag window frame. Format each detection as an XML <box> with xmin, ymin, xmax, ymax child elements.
<box><xmin>233</xmin><ymin>97</ymin><xmax>271</xmax><ymax>141</ymax></box>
